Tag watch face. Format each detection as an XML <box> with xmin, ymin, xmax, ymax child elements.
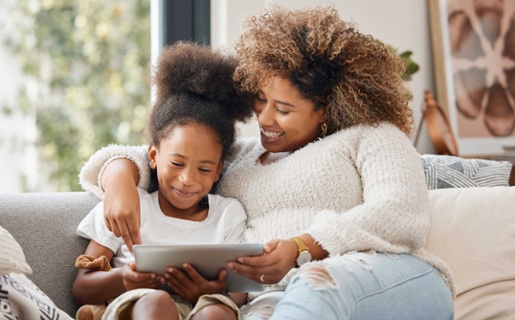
<box><xmin>297</xmin><ymin>251</ymin><xmax>312</xmax><ymax>266</ymax></box>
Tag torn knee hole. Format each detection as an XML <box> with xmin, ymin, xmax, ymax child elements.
<box><xmin>243</xmin><ymin>305</ymin><xmax>274</xmax><ymax>319</ymax></box>
<box><xmin>298</xmin><ymin>265</ymin><xmax>335</xmax><ymax>287</ymax></box>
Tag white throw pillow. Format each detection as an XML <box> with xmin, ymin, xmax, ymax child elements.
<box><xmin>425</xmin><ymin>186</ymin><xmax>515</xmax><ymax>320</ymax></box>
<box><xmin>0</xmin><ymin>225</ymin><xmax>32</xmax><ymax>275</ymax></box>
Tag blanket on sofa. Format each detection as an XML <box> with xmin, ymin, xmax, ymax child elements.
<box><xmin>0</xmin><ymin>273</ymin><xmax>72</xmax><ymax>320</ymax></box>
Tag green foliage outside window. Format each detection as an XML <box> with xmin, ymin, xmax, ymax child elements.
<box><xmin>1</xmin><ymin>0</ymin><xmax>151</xmax><ymax>191</ymax></box>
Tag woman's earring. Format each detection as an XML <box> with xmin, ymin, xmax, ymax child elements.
<box><xmin>320</xmin><ymin>122</ymin><xmax>328</xmax><ymax>138</ymax></box>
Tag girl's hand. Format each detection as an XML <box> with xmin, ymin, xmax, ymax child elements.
<box><xmin>122</xmin><ymin>262</ymin><xmax>160</xmax><ymax>291</ymax></box>
<box><xmin>163</xmin><ymin>263</ymin><xmax>227</xmax><ymax>303</ymax></box>
<box><xmin>227</xmin><ymin>239</ymin><xmax>298</xmax><ymax>284</ymax></box>
<box><xmin>102</xmin><ymin>158</ymin><xmax>142</xmax><ymax>251</ymax></box>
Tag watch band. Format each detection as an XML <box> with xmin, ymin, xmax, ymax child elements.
<box><xmin>291</xmin><ymin>236</ymin><xmax>309</xmax><ymax>256</ymax></box>
<box><xmin>291</xmin><ymin>236</ymin><xmax>311</xmax><ymax>267</ymax></box>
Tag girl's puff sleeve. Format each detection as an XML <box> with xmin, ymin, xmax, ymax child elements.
<box><xmin>78</xmin><ymin>144</ymin><xmax>150</xmax><ymax>199</ymax></box>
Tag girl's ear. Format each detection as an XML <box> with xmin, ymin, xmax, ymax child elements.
<box><xmin>148</xmin><ymin>145</ymin><xmax>158</xmax><ymax>170</ymax></box>
<box><xmin>214</xmin><ymin>160</ymin><xmax>224</xmax><ymax>182</ymax></box>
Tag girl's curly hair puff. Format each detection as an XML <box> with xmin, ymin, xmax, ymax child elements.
<box><xmin>233</xmin><ymin>6</ymin><xmax>414</xmax><ymax>135</ymax></box>
<box><xmin>147</xmin><ymin>41</ymin><xmax>253</xmax><ymax>161</ymax></box>
<box><xmin>154</xmin><ymin>41</ymin><xmax>253</xmax><ymax>123</ymax></box>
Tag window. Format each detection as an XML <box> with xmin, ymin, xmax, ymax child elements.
<box><xmin>0</xmin><ymin>0</ymin><xmax>151</xmax><ymax>192</ymax></box>
<box><xmin>0</xmin><ymin>0</ymin><xmax>211</xmax><ymax>192</ymax></box>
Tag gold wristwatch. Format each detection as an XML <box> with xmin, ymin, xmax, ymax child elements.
<box><xmin>291</xmin><ymin>236</ymin><xmax>312</xmax><ymax>267</ymax></box>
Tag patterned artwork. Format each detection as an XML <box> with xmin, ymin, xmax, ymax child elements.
<box><xmin>429</xmin><ymin>0</ymin><xmax>515</xmax><ymax>156</ymax></box>
<box><xmin>449</xmin><ymin>0</ymin><xmax>515</xmax><ymax>137</ymax></box>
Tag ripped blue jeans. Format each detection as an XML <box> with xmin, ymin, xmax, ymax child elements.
<box><xmin>242</xmin><ymin>253</ymin><xmax>454</xmax><ymax>320</ymax></box>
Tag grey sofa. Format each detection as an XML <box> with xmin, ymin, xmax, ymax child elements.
<box><xmin>0</xmin><ymin>192</ymin><xmax>100</xmax><ymax>317</ymax></box>
<box><xmin>1</xmin><ymin>182</ymin><xmax>515</xmax><ymax>319</ymax></box>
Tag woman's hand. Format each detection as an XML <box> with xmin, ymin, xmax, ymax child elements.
<box><xmin>121</xmin><ymin>262</ymin><xmax>161</xmax><ymax>291</ymax></box>
<box><xmin>227</xmin><ymin>239</ymin><xmax>298</xmax><ymax>284</ymax></box>
<box><xmin>163</xmin><ymin>263</ymin><xmax>227</xmax><ymax>304</ymax></box>
<box><xmin>101</xmin><ymin>158</ymin><xmax>142</xmax><ymax>250</ymax></box>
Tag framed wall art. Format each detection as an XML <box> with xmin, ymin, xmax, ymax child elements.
<box><xmin>428</xmin><ymin>0</ymin><xmax>515</xmax><ymax>157</ymax></box>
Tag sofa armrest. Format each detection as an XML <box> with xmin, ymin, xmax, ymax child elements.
<box><xmin>0</xmin><ymin>192</ymin><xmax>100</xmax><ymax>316</ymax></box>
<box><xmin>425</xmin><ymin>186</ymin><xmax>515</xmax><ymax>319</ymax></box>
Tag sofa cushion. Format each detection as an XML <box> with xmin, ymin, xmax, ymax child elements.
<box><xmin>0</xmin><ymin>225</ymin><xmax>32</xmax><ymax>276</ymax></box>
<box><xmin>425</xmin><ymin>186</ymin><xmax>515</xmax><ymax>320</ymax></box>
<box><xmin>421</xmin><ymin>154</ymin><xmax>512</xmax><ymax>189</ymax></box>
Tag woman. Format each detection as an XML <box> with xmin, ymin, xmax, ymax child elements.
<box><xmin>80</xmin><ymin>6</ymin><xmax>454</xmax><ymax>319</ymax></box>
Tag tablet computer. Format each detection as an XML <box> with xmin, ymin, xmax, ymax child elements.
<box><xmin>133</xmin><ymin>243</ymin><xmax>265</xmax><ymax>292</ymax></box>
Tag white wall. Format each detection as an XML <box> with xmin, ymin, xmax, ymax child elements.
<box><xmin>211</xmin><ymin>0</ymin><xmax>437</xmax><ymax>154</ymax></box>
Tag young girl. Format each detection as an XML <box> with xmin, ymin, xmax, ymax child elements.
<box><xmin>72</xmin><ymin>42</ymin><xmax>253</xmax><ymax>320</ymax></box>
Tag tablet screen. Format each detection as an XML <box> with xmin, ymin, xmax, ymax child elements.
<box><xmin>133</xmin><ymin>243</ymin><xmax>265</xmax><ymax>292</ymax></box>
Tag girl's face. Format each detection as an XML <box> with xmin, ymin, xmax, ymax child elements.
<box><xmin>254</xmin><ymin>76</ymin><xmax>326</xmax><ymax>153</ymax></box>
<box><xmin>148</xmin><ymin>123</ymin><xmax>223</xmax><ymax>219</ymax></box>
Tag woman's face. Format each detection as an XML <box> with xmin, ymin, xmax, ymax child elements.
<box><xmin>254</xmin><ymin>76</ymin><xmax>326</xmax><ymax>153</ymax></box>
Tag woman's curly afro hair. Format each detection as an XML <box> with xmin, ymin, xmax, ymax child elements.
<box><xmin>233</xmin><ymin>6</ymin><xmax>414</xmax><ymax>135</ymax></box>
<box><xmin>147</xmin><ymin>41</ymin><xmax>253</xmax><ymax>161</ymax></box>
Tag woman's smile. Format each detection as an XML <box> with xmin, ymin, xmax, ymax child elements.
<box><xmin>260</xmin><ymin>127</ymin><xmax>285</xmax><ymax>143</ymax></box>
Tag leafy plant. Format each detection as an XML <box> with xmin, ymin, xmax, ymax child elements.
<box><xmin>1</xmin><ymin>0</ymin><xmax>151</xmax><ymax>191</ymax></box>
<box><xmin>374</xmin><ymin>39</ymin><xmax>420</xmax><ymax>81</ymax></box>
<box><xmin>398</xmin><ymin>50</ymin><xmax>420</xmax><ymax>81</ymax></box>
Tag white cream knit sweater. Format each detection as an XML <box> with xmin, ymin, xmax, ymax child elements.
<box><xmin>79</xmin><ymin>123</ymin><xmax>454</xmax><ymax>296</ymax></box>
